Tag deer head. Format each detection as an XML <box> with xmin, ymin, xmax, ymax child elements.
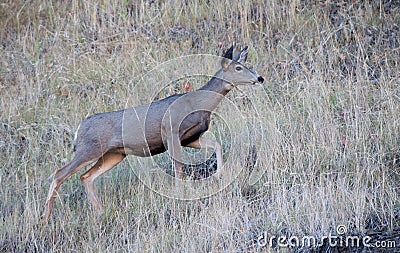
<box><xmin>219</xmin><ymin>44</ymin><xmax>264</xmax><ymax>88</ymax></box>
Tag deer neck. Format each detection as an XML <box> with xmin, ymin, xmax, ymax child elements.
<box><xmin>198</xmin><ymin>69</ymin><xmax>233</xmax><ymax>96</ymax></box>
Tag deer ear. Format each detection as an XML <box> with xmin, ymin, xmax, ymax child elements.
<box><xmin>221</xmin><ymin>44</ymin><xmax>234</xmax><ymax>70</ymax></box>
<box><xmin>237</xmin><ymin>46</ymin><xmax>248</xmax><ymax>63</ymax></box>
<box><xmin>222</xmin><ymin>44</ymin><xmax>234</xmax><ymax>59</ymax></box>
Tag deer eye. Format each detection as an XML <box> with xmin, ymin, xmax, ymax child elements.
<box><xmin>235</xmin><ymin>66</ymin><xmax>243</xmax><ymax>71</ymax></box>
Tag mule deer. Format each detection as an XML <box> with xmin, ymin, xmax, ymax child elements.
<box><xmin>43</xmin><ymin>44</ymin><xmax>264</xmax><ymax>220</ymax></box>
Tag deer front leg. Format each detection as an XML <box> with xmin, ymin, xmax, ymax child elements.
<box><xmin>166</xmin><ymin>134</ymin><xmax>184</xmax><ymax>179</ymax></box>
<box><xmin>184</xmin><ymin>136</ymin><xmax>223</xmax><ymax>178</ymax></box>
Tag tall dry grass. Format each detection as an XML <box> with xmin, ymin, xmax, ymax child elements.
<box><xmin>1</xmin><ymin>0</ymin><xmax>399</xmax><ymax>252</ymax></box>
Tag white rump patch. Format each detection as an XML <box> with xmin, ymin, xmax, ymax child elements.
<box><xmin>73</xmin><ymin>123</ymin><xmax>81</xmax><ymax>148</ymax></box>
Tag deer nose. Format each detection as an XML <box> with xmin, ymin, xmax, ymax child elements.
<box><xmin>257</xmin><ymin>76</ymin><xmax>264</xmax><ymax>83</ymax></box>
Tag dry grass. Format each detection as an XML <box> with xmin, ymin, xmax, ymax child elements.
<box><xmin>1</xmin><ymin>0</ymin><xmax>400</xmax><ymax>252</ymax></box>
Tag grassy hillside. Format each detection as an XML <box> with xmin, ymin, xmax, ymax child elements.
<box><xmin>1</xmin><ymin>0</ymin><xmax>399</xmax><ymax>252</ymax></box>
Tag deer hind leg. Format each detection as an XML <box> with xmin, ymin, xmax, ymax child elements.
<box><xmin>80</xmin><ymin>152</ymin><xmax>125</xmax><ymax>211</ymax></box>
<box><xmin>44</xmin><ymin>154</ymin><xmax>100</xmax><ymax>220</ymax></box>
<box><xmin>184</xmin><ymin>136</ymin><xmax>223</xmax><ymax>178</ymax></box>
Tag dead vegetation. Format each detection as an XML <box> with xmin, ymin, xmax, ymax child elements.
<box><xmin>1</xmin><ymin>0</ymin><xmax>399</xmax><ymax>252</ymax></box>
